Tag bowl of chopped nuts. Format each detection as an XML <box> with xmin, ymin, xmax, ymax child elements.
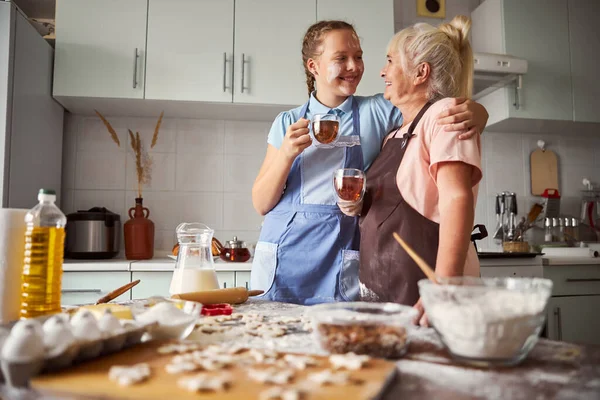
<box><xmin>307</xmin><ymin>302</ymin><xmax>417</xmax><ymax>358</ymax></box>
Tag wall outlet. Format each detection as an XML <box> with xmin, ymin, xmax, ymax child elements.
<box><xmin>417</xmin><ymin>0</ymin><xmax>446</xmax><ymax>19</ymax></box>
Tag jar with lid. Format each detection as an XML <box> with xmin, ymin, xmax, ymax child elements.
<box><xmin>169</xmin><ymin>222</ymin><xmax>220</xmax><ymax>295</ymax></box>
<box><xmin>220</xmin><ymin>236</ymin><xmax>251</xmax><ymax>262</ymax></box>
<box><xmin>544</xmin><ymin>218</ymin><xmax>553</xmax><ymax>242</ymax></box>
<box><xmin>552</xmin><ymin>218</ymin><xmax>564</xmax><ymax>242</ymax></box>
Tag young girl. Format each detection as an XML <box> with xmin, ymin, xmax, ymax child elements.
<box><xmin>251</xmin><ymin>20</ymin><xmax>487</xmax><ymax>305</ymax></box>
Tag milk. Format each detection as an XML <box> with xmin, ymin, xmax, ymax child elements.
<box><xmin>169</xmin><ymin>268</ymin><xmax>220</xmax><ymax>294</ymax></box>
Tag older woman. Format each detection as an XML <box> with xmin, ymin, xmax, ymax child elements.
<box><xmin>340</xmin><ymin>15</ymin><xmax>482</xmax><ymax>325</ymax></box>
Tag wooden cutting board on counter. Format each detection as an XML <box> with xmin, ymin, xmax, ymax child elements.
<box><xmin>530</xmin><ymin>148</ymin><xmax>559</xmax><ymax>195</ymax></box>
<box><xmin>32</xmin><ymin>341</ymin><xmax>397</xmax><ymax>400</ymax></box>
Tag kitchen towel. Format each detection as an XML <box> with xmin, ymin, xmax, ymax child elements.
<box><xmin>0</xmin><ymin>208</ymin><xmax>27</xmax><ymax>323</ymax></box>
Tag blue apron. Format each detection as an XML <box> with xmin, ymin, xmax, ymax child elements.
<box><xmin>250</xmin><ymin>97</ymin><xmax>364</xmax><ymax>305</ymax></box>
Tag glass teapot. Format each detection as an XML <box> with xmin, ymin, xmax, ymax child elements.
<box><xmin>169</xmin><ymin>222</ymin><xmax>220</xmax><ymax>295</ymax></box>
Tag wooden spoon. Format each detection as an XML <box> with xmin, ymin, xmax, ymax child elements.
<box><xmin>392</xmin><ymin>232</ymin><xmax>438</xmax><ymax>283</ymax></box>
<box><xmin>95</xmin><ymin>279</ymin><xmax>141</xmax><ymax>304</ymax></box>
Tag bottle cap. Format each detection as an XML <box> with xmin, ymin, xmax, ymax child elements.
<box><xmin>38</xmin><ymin>188</ymin><xmax>56</xmax><ymax>202</ymax></box>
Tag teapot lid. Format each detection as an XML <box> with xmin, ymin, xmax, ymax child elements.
<box><xmin>225</xmin><ymin>236</ymin><xmax>245</xmax><ymax>249</ymax></box>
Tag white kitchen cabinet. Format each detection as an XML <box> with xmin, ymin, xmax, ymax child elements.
<box><xmin>61</xmin><ymin>272</ymin><xmax>131</xmax><ymax>306</ymax></box>
<box><xmin>216</xmin><ymin>272</ymin><xmax>235</xmax><ymax>289</ymax></box>
<box><xmin>316</xmin><ymin>0</ymin><xmax>394</xmax><ymax>97</ymax></box>
<box><xmin>131</xmin><ymin>271</ymin><xmax>173</xmax><ymax>299</ymax></box>
<box><xmin>53</xmin><ymin>0</ymin><xmax>148</xmax><ymax>99</ymax></box>
<box><xmin>471</xmin><ymin>0</ymin><xmax>573</xmax><ymax>129</ymax></box>
<box><xmin>233</xmin><ymin>0</ymin><xmax>316</xmax><ymax>105</ymax></box>
<box><xmin>568</xmin><ymin>0</ymin><xmax>600</xmax><ymax>123</ymax></box>
<box><xmin>235</xmin><ymin>271</ymin><xmax>251</xmax><ymax>289</ymax></box>
<box><xmin>546</xmin><ymin>296</ymin><xmax>600</xmax><ymax>346</ymax></box>
<box><xmin>145</xmin><ymin>0</ymin><xmax>234</xmax><ymax>102</ymax></box>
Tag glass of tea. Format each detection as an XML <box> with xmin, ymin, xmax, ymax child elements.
<box><xmin>333</xmin><ymin>168</ymin><xmax>366</xmax><ymax>204</ymax></box>
<box><xmin>311</xmin><ymin>113</ymin><xmax>340</xmax><ymax>146</ymax></box>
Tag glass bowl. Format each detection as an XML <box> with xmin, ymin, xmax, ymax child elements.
<box><xmin>418</xmin><ymin>277</ymin><xmax>553</xmax><ymax>367</ymax></box>
<box><xmin>307</xmin><ymin>302</ymin><xmax>418</xmax><ymax>358</ymax></box>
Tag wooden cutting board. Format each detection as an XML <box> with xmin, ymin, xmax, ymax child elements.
<box><xmin>32</xmin><ymin>341</ymin><xmax>397</xmax><ymax>400</ymax></box>
<box><xmin>530</xmin><ymin>148</ymin><xmax>559</xmax><ymax>195</ymax></box>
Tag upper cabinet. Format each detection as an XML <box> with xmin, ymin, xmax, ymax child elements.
<box><xmin>568</xmin><ymin>0</ymin><xmax>600</xmax><ymax>123</ymax></box>
<box><xmin>52</xmin><ymin>0</ymin><xmax>394</xmax><ymax>113</ymax></box>
<box><xmin>472</xmin><ymin>0</ymin><xmax>600</xmax><ymax>132</ymax></box>
<box><xmin>53</xmin><ymin>0</ymin><xmax>148</xmax><ymax>99</ymax></box>
<box><xmin>145</xmin><ymin>0</ymin><xmax>234</xmax><ymax>103</ymax></box>
<box><xmin>316</xmin><ymin>0</ymin><xmax>394</xmax><ymax>97</ymax></box>
<box><xmin>472</xmin><ymin>0</ymin><xmax>572</xmax><ymax>129</ymax></box>
<box><xmin>234</xmin><ymin>0</ymin><xmax>315</xmax><ymax>105</ymax></box>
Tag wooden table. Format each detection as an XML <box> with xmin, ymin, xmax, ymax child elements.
<box><xmin>2</xmin><ymin>300</ymin><xmax>599</xmax><ymax>399</ymax></box>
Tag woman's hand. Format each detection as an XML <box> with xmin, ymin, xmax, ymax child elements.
<box><xmin>413</xmin><ymin>297</ymin><xmax>430</xmax><ymax>327</ymax></box>
<box><xmin>338</xmin><ymin>200</ymin><xmax>363</xmax><ymax>217</ymax></box>
<box><xmin>280</xmin><ymin>118</ymin><xmax>312</xmax><ymax>160</ymax></box>
<box><xmin>436</xmin><ymin>98</ymin><xmax>489</xmax><ymax>139</ymax></box>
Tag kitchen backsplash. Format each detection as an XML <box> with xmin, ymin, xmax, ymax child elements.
<box><xmin>60</xmin><ymin>113</ymin><xmax>269</xmax><ymax>253</ymax></box>
<box><xmin>61</xmin><ymin>112</ymin><xmax>600</xmax><ymax>253</ymax></box>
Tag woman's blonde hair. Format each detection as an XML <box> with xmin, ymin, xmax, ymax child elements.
<box><xmin>387</xmin><ymin>15</ymin><xmax>473</xmax><ymax>100</ymax></box>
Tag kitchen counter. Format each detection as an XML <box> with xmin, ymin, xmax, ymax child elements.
<box><xmin>62</xmin><ymin>257</ymin><xmax>253</xmax><ymax>272</ymax></box>
<box><xmin>9</xmin><ymin>300</ymin><xmax>599</xmax><ymax>400</ymax></box>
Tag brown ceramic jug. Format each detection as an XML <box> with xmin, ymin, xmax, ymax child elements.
<box><xmin>124</xmin><ymin>197</ymin><xmax>154</xmax><ymax>260</ymax></box>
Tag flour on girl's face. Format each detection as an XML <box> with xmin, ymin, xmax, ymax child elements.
<box><xmin>327</xmin><ymin>62</ymin><xmax>342</xmax><ymax>83</ymax></box>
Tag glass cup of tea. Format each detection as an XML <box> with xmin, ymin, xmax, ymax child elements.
<box><xmin>333</xmin><ymin>168</ymin><xmax>366</xmax><ymax>204</ymax></box>
<box><xmin>311</xmin><ymin>113</ymin><xmax>340</xmax><ymax>146</ymax></box>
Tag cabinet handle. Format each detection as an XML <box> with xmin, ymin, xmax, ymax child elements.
<box><xmin>553</xmin><ymin>306</ymin><xmax>562</xmax><ymax>341</ymax></box>
<box><xmin>565</xmin><ymin>278</ymin><xmax>600</xmax><ymax>282</ymax></box>
<box><xmin>133</xmin><ymin>48</ymin><xmax>139</xmax><ymax>89</ymax></box>
<box><xmin>223</xmin><ymin>52</ymin><xmax>231</xmax><ymax>93</ymax></box>
<box><xmin>61</xmin><ymin>289</ymin><xmax>102</xmax><ymax>294</ymax></box>
<box><xmin>241</xmin><ymin>53</ymin><xmax>249</xmax><ymax>93</ymax></box>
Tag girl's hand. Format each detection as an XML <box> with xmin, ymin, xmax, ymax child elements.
<box><xmin>436</xmin><ymin>98</ymin><xmax>489</xmax><ymax>139</ymax></box>
<box><xmin>413</xmin><ymin>297</ymin><xmax>430</xmax><ymax>327</ymax></box>
<box><xmin>280</xmin><ymin>118</ymin><xmax>312</xmax><ymax>161</ymax></box>
<box><xmin>338</xmin><ymin>200</ymin><xmax>363</xmax><ymax>217</ymax></box>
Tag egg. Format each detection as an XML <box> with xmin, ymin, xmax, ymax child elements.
<box><xmin>97</xmin><ymin>310</ymin><xmax>124</xmax><ymax>335</ymax></box>
<box><xmin>1</xmin><ymin>321</ymin><xmax>45</xmax><ymax>362</ymax></box>
<box><xmin>43</xmin><ymin>314</ymin><xmax>75</xmax><ymax>350</ymax></box>
<box><xmin>70</xmin><ymin>309</ymin><xmax>102</xmax><ymax>341</ymax></box>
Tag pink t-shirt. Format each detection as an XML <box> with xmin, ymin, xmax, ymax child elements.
<box><xmin>389</xmin><ymin>98</ymin><xmax>483</xmax><ymax>277</ymax></box>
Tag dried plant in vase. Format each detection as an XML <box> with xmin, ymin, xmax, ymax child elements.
<box><xmin>95</xmin><ymin>110</ymin><xmax>164</xmax><ymax>260</ymax></box>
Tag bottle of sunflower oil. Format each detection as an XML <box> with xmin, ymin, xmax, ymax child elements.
<box><xmin>20</xmin><ymin>189</ymin><xmax>67</xmax><ymax>319</ymax></box>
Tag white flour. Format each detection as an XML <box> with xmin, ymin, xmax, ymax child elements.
<box><xmin>426</xmin><ymin>290</ymin><xmax>548</xmax><ymax>360</ymax></box>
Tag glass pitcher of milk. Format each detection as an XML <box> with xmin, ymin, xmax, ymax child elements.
<box><xmin>169</xmin><ymin>222</ymin><xmax>220</xmax><ymax>295</ymax></box>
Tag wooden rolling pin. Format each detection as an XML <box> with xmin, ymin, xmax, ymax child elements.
<box><xmin>171</xmin><ymin>287</ymin><xmax>264</xmax><ymax>305</ymax></box>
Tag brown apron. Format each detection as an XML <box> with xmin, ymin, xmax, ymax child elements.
<box><xmin>359</xmin><ymin>102</ymin><xmax>439</xmax><ymax>306</ymax></box>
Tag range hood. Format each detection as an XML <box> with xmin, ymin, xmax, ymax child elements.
<box><xmin>473</xmin><ymin>52</ymin><xmax>528</xmax><ymax>101</ymax></box>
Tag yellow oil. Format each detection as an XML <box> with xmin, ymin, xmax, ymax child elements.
<box><xmin>20</xmin><ymin>226</ymin><xmax>65</xmax><ymax>319</ymax></box>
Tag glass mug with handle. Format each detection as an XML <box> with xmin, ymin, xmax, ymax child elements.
<box><xmin>311</xmin><ymin>113</ymin><xmax>340</xmax><ymax>146</ymax></box>
<box><xmin>333</xmin><ymin>168</ymin><xmax>366</xmax><ymax>205</ymax></box>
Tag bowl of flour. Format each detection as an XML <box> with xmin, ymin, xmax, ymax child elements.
<box><xmin>418</xmin><ymin>277</ymin><xmax>553</xmax><ymax>367</ymax></box>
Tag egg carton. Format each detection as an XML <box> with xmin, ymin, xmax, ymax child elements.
<box><xmin>0</xmin><ymin>313</ymin><xmax>158</xmax><ymax>388</ymax></box>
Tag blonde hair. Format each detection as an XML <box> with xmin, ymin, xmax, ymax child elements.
<box><xmin>302</xmin><ymin>20</ymin><xmax>359</xmax><ymax>96</ymax></box>
<box><xmin>387</xmin><ymin>15</ymin><xmax>473</xmax><ymax>100</ymax></box>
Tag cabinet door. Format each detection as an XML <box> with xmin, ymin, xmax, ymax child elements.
<box><xmin>234</xmin><ymin>0</ymin><xmax>316</xmax><ymax>105</ymax></box>
<box><xmin>145</xmin><ymin>0</ymin><xmax>234</xmax><ymax>102</ymax></box>
<box><xmin>62</xmin><ymin>272</ymin><xmax>131</xmax><ymax>306</ymax></box>
<box><xmin>235</xmin><ymin>271</ymin><xmax>251</xmax><ymax>289</ymax></box>
<box><xmin>216</xmin><ymin>272</ymin><xmax>235</xmax><ymax>289</ymax></box>
<box><xmin>53</xmin><ymin>0</ymin><xmax>147</xmax><ymax>98</ymax></box>
<box><xmin>316</xmin><ymin>0</ymin><xmax>393</xmax><ymax>97</ymax></box>
<box><xmin>503</xmin><ymin>0</ymin><xmax>572</xmax><ymax>121</ymax></box>
<box><xmin>546</xmin><ymin>296</ymin><xmax>600</xmax><ymax>346</ymax></box>
<box><xmin>131</xmin><ymin>272</ymin><xmax>173</xmax><ymax>299</ymax></box>
<box><xmin>568</xmin><ymin>0</ymin><xmax>600</xmax><ymax>123</ymax></box>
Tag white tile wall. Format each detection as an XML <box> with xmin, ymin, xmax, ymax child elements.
<box><xmin>61</xmin><ymin>113</ymin><xmax>271</xmax><ymax>253</ymax></box>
